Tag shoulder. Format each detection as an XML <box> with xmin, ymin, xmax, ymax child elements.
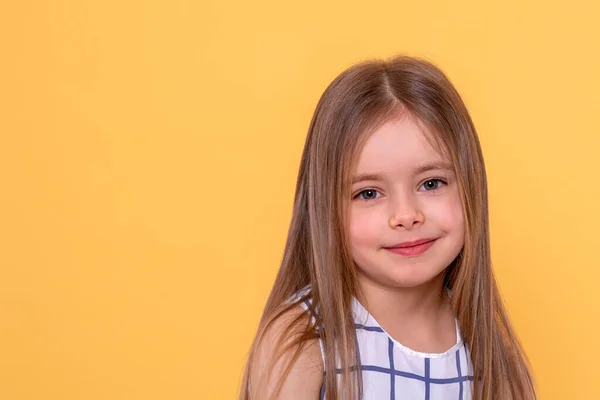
<box><xmin>249</xmin><ymin>303</ymin><xmax>323</xmax><ymax>399</ymax></box>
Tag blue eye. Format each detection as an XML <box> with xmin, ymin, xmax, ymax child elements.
<box><xmin>420</xmin><ymin>179</ymin><xmax>446</xmax><ymax>191</ymax></box>
<box><xmin>356</xmin><ymin>189</ymin><xmax>382</xmax><ymax>200</ymax></box>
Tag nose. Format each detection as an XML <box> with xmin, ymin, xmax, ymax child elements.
<box><xmin>388</xmin><ymin>193</ymin><xmax>424</xmax><ymax>230</ymax></box>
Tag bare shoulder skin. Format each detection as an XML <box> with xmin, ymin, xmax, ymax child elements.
<box><xmin>249</xmin><ymin>305</ymin><xmax>323</xmax><ymax>399</ymax></box>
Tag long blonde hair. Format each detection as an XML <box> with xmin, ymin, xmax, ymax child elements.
<box><xmin>240</xmin><ymin>55</ymin><xmax>535</xmax><ymax>400</ymax></box>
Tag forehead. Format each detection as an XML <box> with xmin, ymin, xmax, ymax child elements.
<box><xmin>353</xmin><ymin>116</ymin><xmax>447</xmax><ymax>174</ymax></box>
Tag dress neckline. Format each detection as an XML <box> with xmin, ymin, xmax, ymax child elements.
<box><xmin>351</xmin><ymin>296</ymin><xmax>464</xmax><ymax>359</ymax></box>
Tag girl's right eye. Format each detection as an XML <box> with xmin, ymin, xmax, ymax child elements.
<box><xmin>355</xmin><ymin>189</ymin><xmax>382</xmax><ymax>201</ymax></box>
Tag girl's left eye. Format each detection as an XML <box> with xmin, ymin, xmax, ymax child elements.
<box><xmin>420</xmin><ymin>179</ymin><xmax>446</xmax><ymax>191</ymax></box>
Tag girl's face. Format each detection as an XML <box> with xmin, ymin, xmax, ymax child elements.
<box><xmin>348</xmin><ymin>115</ymin><xmax>465</xmax><ymax>290</ymax></box>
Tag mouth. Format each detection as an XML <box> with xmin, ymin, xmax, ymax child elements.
<box><xmin>383</xmin><ymin>238</ymin><xmax>438</xmax><ymax>257</ymax></box>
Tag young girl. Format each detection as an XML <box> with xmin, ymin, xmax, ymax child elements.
<box><xmin>240</xmin><ymin>55</ymin><xmax>535</xmax><ymax>400</ymax></box>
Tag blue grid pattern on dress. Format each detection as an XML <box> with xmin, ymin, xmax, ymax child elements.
<box><xmin>297</xmin><ymin>291</ymin><xmax>475</xmax><ymax>400</ymax></box>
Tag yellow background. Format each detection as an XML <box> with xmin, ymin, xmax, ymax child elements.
<box><xmin>1</xmin><ymin>1</ymin><xmax>599</xmax><ymax>399</ymax></box>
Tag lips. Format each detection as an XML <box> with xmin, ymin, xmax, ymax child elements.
<box><xmin>386</xmin><ymin>238</ymin><xmax>438</xmax><ymax>248</ymax></box>
<box><xmin>383</xmin><ymin>238</ymin><xmax>438</xmax><ymax>256</ymax></box>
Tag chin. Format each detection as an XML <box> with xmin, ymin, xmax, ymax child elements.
<box><xmin>358</xmin><ymin>261</ymin><xmax>448</xmax><ymax>290</ymax></box>
<box><xmin>388</xmin><ymin>269</ymin><xmax>445</xmax><ymax>289</ymax></box>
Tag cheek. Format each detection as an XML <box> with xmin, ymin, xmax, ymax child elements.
<box><xmin>348</xmin><ymin>208</ymin><xmax>383</xmax><ymax>249</ymax></box>
<box><xmin>429</xmin><ymin>194</ymin><xmax>465</xmax><ymax>238</ymax></box>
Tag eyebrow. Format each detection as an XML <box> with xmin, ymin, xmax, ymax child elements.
<box><xmin>413</xmin><ymin>161</ymin><xmax>453</xmax><ymax>175</ymax></box>
<box><xmin>351</xmin><ymin>162</ymin><xmax>453</xmax><ymax>184</ymax></box>
<box><xmin>352</xmin><ymin>173</ymin><xmax>385</xmax><ymax>184</ymax></box>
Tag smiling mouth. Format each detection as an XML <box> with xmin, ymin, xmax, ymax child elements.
<box><xmin>383</xmin><ymin>238</ymin><xmax>438</xmax><ymax>256</ymax></box>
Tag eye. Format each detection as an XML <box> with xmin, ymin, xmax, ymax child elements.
<box><xmin>420</xmin><ymin>179</ymin><xmax>446</xmax><ymax>191</ymax></box>
<box><xmin>355</xmin><ymin>189</ymin><xmax>382</xmax><ymax>201</ymax></box>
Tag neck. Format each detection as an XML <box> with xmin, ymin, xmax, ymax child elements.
<box><xmin>355</xmin><ymin>272</ymin><xmax>453</xmax><ymax>344</ymax></box>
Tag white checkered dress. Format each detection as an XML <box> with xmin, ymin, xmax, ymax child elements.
<box><xmin>296</xmin><ymin>288</ymin><xmax>474</xmax><ymax>399</ymax></box>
